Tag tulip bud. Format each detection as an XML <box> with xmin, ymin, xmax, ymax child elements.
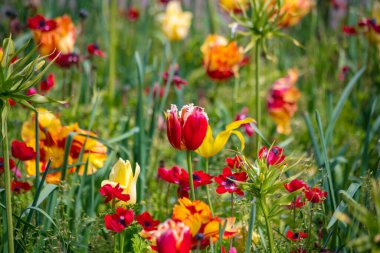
<box><xmin>166</xmin><ymin>104</ymin><xmax>208</xmax><ymax>151</ymax></box>
<box><xmin>155</xmin><ymin>219</ymin><xmax>192</xmax><ymax>253</ymax></box>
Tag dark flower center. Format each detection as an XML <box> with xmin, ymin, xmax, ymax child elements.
<box><xmin>119</xmin><ymin>216</ymin><xmax>126</xmax><ymax>226</ymax></box>
<box><xmin>39</xmin><ymin>20</ymin><xmax>46</xmax><ymax>28</ymax></box>
<box><xmin>193</xmin><ymin>174</ymin><xmax>201</xmax><ymax>181</ymax></box>
<box><xmin>292</xmin><ymin>232</ymin><xmax>299</xmax><ymax>239</ymax></box>
<box><xmin>144</xmin><ymin>221</ymin><xmax>151</xmax><ymax>227</ymax></box>
<box><xmin>195</xmin><ymin>233</ymin><xmax>205</xmax><ymax>241</ymax></box>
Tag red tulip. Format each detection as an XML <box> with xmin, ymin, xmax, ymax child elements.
<box><xmin>284</xmin><ymin>179</ymin><xmax>308</xmax><ymax>193</ymax></box>
<box><xmin>11</xmin><ymin>140</ymin><xmax>36</xmax><ymax>161</ymax></box>
<box><xmin>304</xmin><ymin>187</ymin><xmax>328</xmax><ymax>204</ymax></box>
<box><xmin>166</xmin><ymin>104</ymin><xmax>208</xmax><ymax>151</ymax></box>
<box><xmin>156</xmin><ymin>219</ymin><xmax>192</xmax><ymax>253</ymax></box>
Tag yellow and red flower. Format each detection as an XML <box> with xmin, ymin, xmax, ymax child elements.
<box><xmin>267</xmin><ymin>69</ymin><xmax>301</xmax><ymax>134</ymax></box>
<box><xmin>21</xmin><ymin>108</ymin><xmax>107</xmax><ymax>184</ymax></box>
<box><xmin>201</xmin><ymin>35</ymin><xmax>244</xmax><ymax>81</ymax></box>
<box><xmin>165</xmin><ymin>104</ymin><xmax>208</xmax><ymax>151</ymax></box>
<box><xmin>154</xmin><ymin>219</ymin><xmax>192</xmax><ymax>253</ymax></box>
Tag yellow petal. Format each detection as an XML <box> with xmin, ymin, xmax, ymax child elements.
<box><xmin>225</xmin><ymin>118</ymin><xmax>254</xmax><ymax>131</ymax></box>
<box><xmin>108</xmin><ymin>158</ymin><xmax>130</xmax><ymax>186</ymax></box>
<box><xmin>230</xmin><ymin>130</ymin><xmax>246</xmax><ymax>151</ymax></box>
<box><xmin>127</xmin><ymin>163</ymin><xmax>140</xmax><ymax>204</ymax></box>
<box><xmin>195</xmin><ymin>126</ymin><xmax>216</xmax><ymax>158</ymax></box>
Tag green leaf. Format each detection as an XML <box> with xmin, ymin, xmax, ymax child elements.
<box><xmin>327</xmin><ymin>183</ymin><xmax>361</xmax><ymax>229</ymax></box>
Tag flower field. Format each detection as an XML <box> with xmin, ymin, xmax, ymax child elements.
<box><xmin>0</xmin><ymin>0</ymin><xmax>379</xmax><ymax>252</ymax></box>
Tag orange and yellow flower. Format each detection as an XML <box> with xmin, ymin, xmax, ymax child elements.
<box><xmin>276</xmin><ymin>0</ymin><xmax>315</xmax><ymax>27</ymax></box>
<box><xmin>219</xmin><ymin>0</ymin><xmax>249</xmax><ymax>13</ymax></box>
<box><xmin>21</xmin><ymin>108</ymin><xmax>107</xmax><ymax>184</ymax></box>
<box><xmin>201</xmin><ymin>35</ymin><xmax>244</xmax><ymax>81</ymax></box>
<box><xmin>172</xmin><ymin>198</ymin><xmax>238</xmax><ymax>249</ymax></box>
<box><xmin>267</xmin><ymin>69</ymin><xmax>301</xmax><ymax>134</ymax></box>
<box><xmin>27</xmin><ymin>14</ymin><xmax>76</xmax><ymax>56</ymax></box>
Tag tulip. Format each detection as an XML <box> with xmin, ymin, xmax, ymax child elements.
<box><xmin>196</xmin><ymin>118</ymin><xmax>254</xmax><ymax>158</ymax></box>
<box><xmin>101</xmin><ymin>158</ymin><xmax>140</xmax><ymax>205</ymax></box>
<box><xmin>157</xmin><ymin>1</ymin><xmax>192</xmax><ymax>41</ymax></box>
<box><xmin>165</xmin><ymin>104</ymin><xmax>208</xmax><ymax>151</ymax></box>
<box><xmin>155</xmin><ymin>219</ymin><xmax>192</xmax><ymax>253</ymax></box>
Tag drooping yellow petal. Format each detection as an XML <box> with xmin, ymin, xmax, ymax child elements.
<box><xmin>127</xmin><ymin>163</ymin><xmax>140</xmax><ymax>204</ymax></box>
<box><xmin>196</xmin><ymin>118</ymin><xmax>254</xmax><ymax>158</ymax></box>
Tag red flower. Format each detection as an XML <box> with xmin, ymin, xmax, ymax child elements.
<box><xmin>136</xmin><ymin>211</ymin><xmax>160</xmax><ymax>231</ymax></box>
<box><xmin>40</xmin><ymin>74</ymin><xmax>55</xmax><ymax>92</ymax></box>
<box><xmin>51</xmin><ymin>52</ymin><xmax>79</xmax><ymax>68</ymax></box>
<box><xmin>338</xmin><ymin>65</ymin><xmax>350</xmax><ymax>81</ymax></box>
<box><xmin>304</xmin><ymin>187</ymin><xmax>328</xmax><ymax>204</ymax></box>
<box><xmin>87</xmin><ymin>43</ymin><xmax>106</xmax><ymax>58</ymax></box>
<box><xmin>342</xmin><ymin>26</ymin><xmax>357</xmax><ymax>35</ymax></box>
<box><xmin>158</xmin><ymin>166</ymin><xmax>212</xmax><ymax>197</ymax></box>
<box><xmin>284</xmin><ymin>179</ymin><xmax>308</xmax><ymax>193</ymax></box>
<box><xmin>104</xmin><ymin>207</ymin><xmax>134</xmax><ymax>233</ymax></box>
<box><xmin>258</xmin><ymin>146</ymin><xmax>285</xmax><ymax>165</ymax></box>
<box><xmin>215</xmin><ymin>167</ymin><xmax>247</xmax><ymax>196</ymax></box>
<box><xmin>166</xmin><ymin>104</ymin><xmax>208</xmax><ymax>151</ymax></box>
<box><xmin>226</xmin><ymin>155</ymin><xmax>243</xmax><ymax>169</ymax></box>
<box><xmin>235</xmin><ymin>107</ymin><xmax>255</xmax><ymax>137</ymax></box>
<box><xmin>162</xmin><ymin>65</ymin><xmax>187</xmax><ymax>90</ymax></box>
<box><xmin>8</xmin><ymin>98</ymin><xmax>16</xmax><ymax>106</ymax></box>
<box><xmin>126</xmin><ymin>7</ymin><xmax>139</xmax><ymax>22</ymax></box>
<box><xmin>145</xmin><ymin>82</ymin><xmax>165</xmax><ymax>99</ymax></box>
<box><xmin>11</xmin><ymin>140</ymin><xmax>36</xmax><ymax>161</ymax></box>
<box><xmin>27</xmin><ymin>14</ymin><xmax>57</xmax><ymax>32</ymax></box>
<box><xmin>0</xmin><ymin>157</ymin><xmax>16</xmax><ymax>173</ymax></box>
<box><xmin>286</xmin><ymin>230</ymin><xmax>308</xmax><ymax>241</ymax></box>
<box><xmin>285</xmin><ymin>196</ymin><xmax>306</xmax><ymax>209</ymax></box>
<box><xmin>158</xmin><ymin>165</ymin><xmax>181</xmax><ymax>184</ymax></box>
<box><xmin>11</xmin><ymin>180</ymin><xmax>32</xmax><ymax>194</ymax></box>
<box><xmin>26</xmin><ymin>87</ymin><xmax>38</xmax><ymax>96</ymax></box>
<box><xmin>99</xmin><ymin>184</ymin><xmax>130</xmax><ymax>203</ymax></box>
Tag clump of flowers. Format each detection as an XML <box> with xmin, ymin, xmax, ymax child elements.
<box><xmin>267</xmin><ymin>69</ymin><xmax>301</xmax><ymax>134</ymax></box>
<box><xmin>201</xmin><ymin>34</ymin><xmax>244</xmax><ymax>81</ymax></box>
<box><xmin>21</xmin><ymin>108</ymin><xmax>107</xmax><ymax>183</ymax></box>
<box><xmin>157</xmin><ymin>1</ymin><xmax>192</xmax><ymax>41</ymax></box>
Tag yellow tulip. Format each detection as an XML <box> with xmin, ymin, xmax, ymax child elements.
<box><xmin>157</xmin><ymin>1</ymin><xmax>192</xmax><ymax>41</ymax></box>
<box><xmin>196</xmin><ymin>118</ymin><xmax>254</xmax><ymax>158</ymax></box>
<box><xmin>101</xmin><ymin>158</ymin><xmax>140</xmax><ymax>205</ymax></box>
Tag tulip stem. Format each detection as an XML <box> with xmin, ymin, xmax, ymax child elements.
<box><xmin>254</xmin><ymin>38</ymin><xmax>261</xmax><ymax>152</ymax></box>
<box><xmin>205</xmin><ymin>158</ymin><xmax>214</xmax><ymax>216</ymax></box>
<box><xmin>259</xmin><ymin>197</ymin><xmax>274</xmax><ymax>253</ymax></box>
<box><xmin>186</xmin><ymin>151</ymin><xmax>196</xmax><ymax>200</ymax></box>
<box><xmin>1</xmin><ymin>109</ymin><xmax>15</xmax><ymax>253</ymax></box>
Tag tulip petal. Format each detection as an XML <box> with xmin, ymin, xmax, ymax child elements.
<box><xmin>225</xmin><ymin>118</ymin><xmax>254</xmax><ymax>131</ymax></box>
<box><xmin>182</xmin><ymin>108</ymin><xmax>208</xmax><ymax>150</ymax></box>
<box><xmin>195</xmin><ymin>126</ymin><xmax>215</xmax><ymax>158</ymax></box>
<box><xmin>230</xmin><ymin>130</ymin><xmax>245</xmax><ymax>151</ymax></box>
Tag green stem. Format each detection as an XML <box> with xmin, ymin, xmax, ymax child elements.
<box><xmin>2</xmin><ymin>112</ymin><xmax>15</xmax><ymax>253</ymax></box>
<box><xmin>260</xmin><ymin>197</ymin><xmax>274</xmax><ymax>253</ymax></box>
<box><xmin>205</xmin><ymin>158</ymin><xmax>214</xmax><ymax>216</ymax></box>
<box><xmin>306</xmin><ymin>205</ymin><xmax>314</xmax><ymax>249</ymax></box>
<box><xmin>244</xmin><ymin>200</ymin><xmax>256</xmax><ymax>253</ymax></box>
<box><xmin>254</xmin><ymin>38</ymin><xmax>261</xmax><ymax>151</ymax></box>
<box><xmin>186</xmin><ymin>151</ymin><xmax>196</xmax><ymax>200</ymax></box>
<box><xmin>108</xmin><ymin>0</ymin><xmax>117</xmax><ymax>99</ymax></box>
<box><xmin>206</xmin><ymin>0</ymin><xmax>217</xmax><ymax>33</ymax></box>
<box><xmin>120</xmin><ymin>231</ymin><xmax>125</xmax><ymax>253</ymax></box>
